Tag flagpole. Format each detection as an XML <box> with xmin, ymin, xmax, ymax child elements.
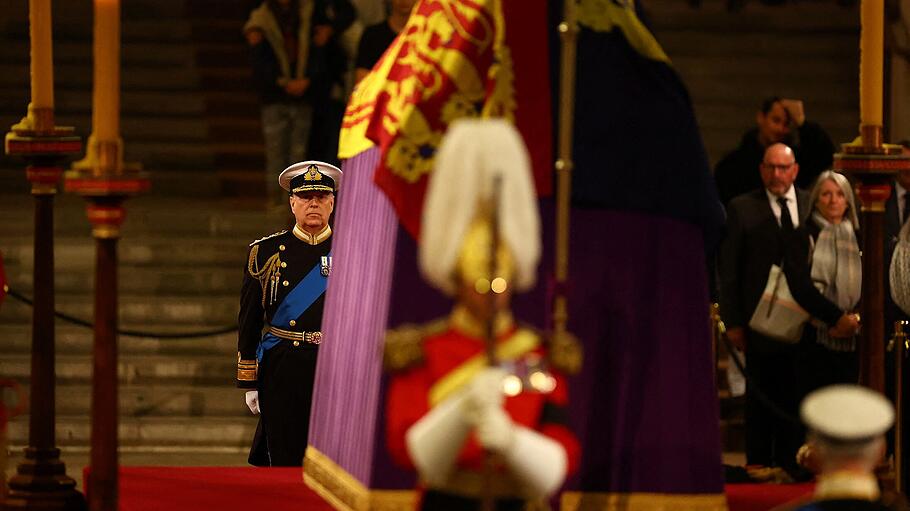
<box><xmin>480</xmin><ymin>176</ymin><xmax>502</xmax><ymax>511</ymax></box>
<box><xmin>554</xmin><ymin>0</ymin><xmax>578</xmax><ymax>342</ymax></box>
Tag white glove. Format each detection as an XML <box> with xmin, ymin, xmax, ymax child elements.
<box><xmin>245</xmin><ymin>390</ymin><xmax>260</xmax><ymax>415</ymax></box>
<box><xmin>503</xmin><ymin>427</ymin><xmax>568</xmax><ymax>498</ymax></box>
<box><xmin>466</xmin><ymin>367</ymin><xmax>506</xmax><ymax>411</ymax></box>
<box><xmin>473</xmin><ymin>404</ymin><xmax>514</xmax><ymax>453</ymax></box>
<box><xmin>405</xmin><ymin>390</ymin><xmax>472</xmax><ymax>486</ymax></box>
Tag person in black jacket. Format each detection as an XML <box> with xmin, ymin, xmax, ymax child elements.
<box><xmin>354</xmin><ymin>0</ymin><xmax>415</xmax><ymax>85</ymax></box>
<box><xmin>714</xmin><ymin>97</ymin><xmax>836</xmax><ymax>206</ymax></box>
<box><xmin>237</xmin><ymin>161</ymin><xmax>341</xmax><ymax>466</ymax></box>
<box><xmin>782</xmin><ymin>171</ymin><xmax>862</xmax><ymax>395</ymax></box>
<box><xmin>719</xmin><ymin>143</ymin><xmax>811</xmax><ymax>472</ymax></box>
<box><xmin>243</xmin><ymin>0</ymin><xmax>355</xmax><ymax>206</ymax></box>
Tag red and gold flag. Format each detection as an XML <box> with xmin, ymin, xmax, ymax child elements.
<box><xmin>339</xmin><ymin>0</ymin><xmax>550</xmax><ymax>239</ymax></box>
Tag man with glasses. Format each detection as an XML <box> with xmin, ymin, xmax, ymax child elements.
<box><xmin>718</xmin><ymin>143</ymin><xmax>811</xmax><ymax>476</ymax></box>
<box><xmin>714</xmin><ymin>97</ymin><xmax>835</xmax><ymax>206</ymax></box>
<box><xmin>236</xmin><ymin>160</ymin><xmax>341</xmax><ymax>466</ymax></box>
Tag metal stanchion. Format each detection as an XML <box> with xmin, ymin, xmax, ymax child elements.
<box><xmin>888</xmin><ymin>320</ymin><xmax>909</xmax><ymax>493</ymax></box>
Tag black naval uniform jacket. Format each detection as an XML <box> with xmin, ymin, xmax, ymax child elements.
<box><xmin>236</xmin><ymin>224</ymin><xmax>332</xmax><ymax>466</ymax></box>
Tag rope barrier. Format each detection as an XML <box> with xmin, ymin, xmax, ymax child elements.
<box><xmin>719</xmin><ymin>324</ymin><xmax>802</xmax><ymax>426</ymax></box>
<box><xmin>5</xmin><ymin>287</ymin><xmax>238</xmax><ymax>339</ymax></box>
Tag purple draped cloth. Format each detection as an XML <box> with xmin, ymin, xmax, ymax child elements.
<box><xmin>310</xmin><ymin>152</ymin><xmax>723</xmax><ymax>496</ymax></box>
<box><xmin>559</xmin><ymin>207</ymin><xmax>724</xmax><ymax>494</ymax></box>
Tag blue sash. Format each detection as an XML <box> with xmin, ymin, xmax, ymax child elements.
<box><xmin>257</xmin><ymin>253</ymin><xmax>330</xmax><ymax>361</ymax></box>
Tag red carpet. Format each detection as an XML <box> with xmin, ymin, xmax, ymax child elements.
<box><xmin>85</xmin><ymin>467</ymin><xmax>814</xmax><ymax>511</ymax></box>
<box><xmin>84</xmin><ymin>467</ymin><xmax>333</xmax><ymax>511</ymax></box>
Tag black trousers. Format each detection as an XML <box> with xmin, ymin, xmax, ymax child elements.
<box><xmin>248</xmin><ymin>342</ymin><xmax>319</xmax><ymax>466</ymax></box>
<box><xmin>744</xmin><ymin>342</ymin><xmax>802</xmax><ymax>471</ymax></box>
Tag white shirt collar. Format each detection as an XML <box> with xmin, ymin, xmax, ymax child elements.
<box><xmin>765</xmin><ymin>185</ymin><xmax>799</xmax><ymax>227</ymax></box>
<box><xmin>765</xmin><ymin>185</ymin><xmax>797</xmax><ymax>205</ymax></box>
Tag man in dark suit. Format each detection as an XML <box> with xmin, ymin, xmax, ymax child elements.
<box><xmin>718</xmin><ymin>143</ymin><xmax>811</xmax><ymax>472</ymax></box>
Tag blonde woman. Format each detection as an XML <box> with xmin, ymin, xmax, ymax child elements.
<box><xmin>783</xmin><ymin>171</ymin><xmax>862</xmax><ymax>392</ymax></box>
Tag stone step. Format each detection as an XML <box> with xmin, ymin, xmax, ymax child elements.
<box><xmin>0</xmin><ymin>117</ymin><xmax>259</xmax><ymax>164</ymax></box>
<box><xmin>0</xmin><ymin>41</ymin><xmax>197</xmax><ymax>67</ymax></box>
<box><xmin>0</xmin><ymin>195</ymin><xmax>276</xmax><ymax>236</ymax></box>
<box><xmin>203</xmin><ymin>91</ymin><xmax>260</xmax><ymax>115</ymax></box>
<box><xmin>0</xmin><ymin>0</ymin><xmax>188</xmax><ymax>26</ymax></box>
<box><xmin>1</xmin><ymin>324</ymin><xmax>237</xmax><ymax>357</ymax></box>
<box><xmin>35</xmin><ymin>114</ymin><xmax>210</xmax><ymax>142</ymax></box>
<box><xmin>200</xmin><ymin>67</ymin><xmax>253</xmax><ymax>91</ymax></box>
<box><xmin>186</xmin><ymin>0</ymin><xmax>252</xmax><ymax>20</ymax></box>
<box><xmin>1</xmin><ymin>353</ymin><xmax>236</xmax><ymax>385</ymax></box>
<box><xmin>673</xmin><ymin>54</ymin><xmax>857</xmax><ymax>81</ymax></box>
<box><xmin>658</xmin><ymin>30</ymin><xmax>859</xmax><ymax>58</ymax></box>
<box><xmin>7</xmin><ymin>415</ymin><xmax>257</xmax><ymax>448</ymax></box>
<box><xmin>5</xmin><ymin>264</ymin><xmax>240</xmax><ymax>295</ymax></box>
<box><xmin>0</xmin><ymin>170</ymin><xmax>229</xmax><ymax>199</ymax></box>
<box><xmin>0</xmin><ymin>64</ymin><xmax>201</xmax><ymax>91</ymax></box>
<box><xmin>647</xmin><ymin>0</ymin><xmax>859</xmax><ymax>32</ymax></box>
<box><xmin>0</xmin><ymin>89</ymin><xmax>207</xmax><ymax>116</ymax></box>
<box><xmin>1</xmin><ymin>236</ymin><xmax>249</xmax><ymax>269</ymax></box>
<box><xmin>194</xmin><ymin>42</ymin><xmax>251</xmax><ymax>69</ymax></box>
<box><xmin>10</xmin><ymin>383</ymin><xmax>249</xmax><ymax>417</ymax></box>
<box><xmin>188</xmin><ymin>19</ymin><xmax>250</xmax><ymax>44</ymax></box>
<box><xmin>0</xmin><ymin>293</ymin><xmax>237</xmax><ymax>325</ymax></box>
<box><xmin>0</xmin><ymin>19</ymin><xmax>196</xmax><ymax>44</ymax></box>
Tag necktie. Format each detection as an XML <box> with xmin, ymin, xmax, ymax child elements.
<box><xmin>903</xmin><ymin>192</ymin><xmax>910</xmax><ymax>225</ymax></box>
<box><xmin>777</xmin><ymin>197</ymin><xmax>793</xmax><ymax>232</ymax></box>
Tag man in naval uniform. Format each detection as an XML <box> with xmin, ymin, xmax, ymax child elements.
<box><xmin>236</xmin><ymin>160</ymin><xmax>341</xmax><ymax>466</ymax></box>
<box><xmin>775</xmin><ymin>385</ymin><xmax>908</xmax><ymax>511</ymax></box>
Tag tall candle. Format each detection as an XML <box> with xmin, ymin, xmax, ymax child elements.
<box><xmin>92</xmin><ymin>0</ymin><xmax>120</xmax><ymax>142</ymax></box>
<box><xmin>859</xmin><ymin>0</ymin><xmax>883</xmax><ymax>127</ymax></box>
<box><xmin>29</xmin><ymin>0</ymin><xmax>54</xmax><ymax>109</ymax></box>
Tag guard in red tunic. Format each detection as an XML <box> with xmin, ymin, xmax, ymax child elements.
<box><xmin>383</xmin><ymin>120</ymin><xmax>581</xmax><ymax>510</ymax></box>
<box><xmin>236</xmin><ymin>160</ymin><xmax>341</xmax><ymax>466</ymax></box>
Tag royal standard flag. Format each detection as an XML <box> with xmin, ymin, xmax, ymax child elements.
<box><xmin>339</xmin><ymin>0</ymin><xmax>551</xmax><ymax>239</ymax></box>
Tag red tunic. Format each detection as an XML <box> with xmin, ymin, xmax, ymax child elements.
<box><xmin>385</xmin><ymin>319</ymin><xmax>580</xmax><ymax>476</ymax></box>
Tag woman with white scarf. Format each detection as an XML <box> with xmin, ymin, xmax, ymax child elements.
<box><xmin>783</xmin><ymin>171</ymin><xmax>863</xmax><ymax>393</ymax></box>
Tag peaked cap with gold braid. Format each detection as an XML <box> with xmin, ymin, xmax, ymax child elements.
<box><xmin>278</xmin><ymin>160</ymin><xmax>343</xmax><ymax>194</ymax></box>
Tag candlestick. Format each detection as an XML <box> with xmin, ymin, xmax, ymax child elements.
<box><xmin>859</xmin><ymin>0</ymin><xmax>883</xmax><ymax>130</ymax></box>
<box><xmin>92</xmin><ymin>0</ymin><xmax>120</xmax><ymax>143</ymax></box>
<box><xmin>29</xmin><ymin>0</ymin><xmax>54</xmax><ymax>110</ymax></box>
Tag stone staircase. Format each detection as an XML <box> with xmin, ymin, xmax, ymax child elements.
<box><xmin>0</xmin><ymin>193</ymin><xmax>290</xmax><ymax>458</ymax></box>
<box><xmin>0</xmin><ymin>0</ymin><xmax>288</xmax><ymax>471</ymax></box>
<box><xmin>0</xmin><ymin>0</ymin><xmax>264</xmax><ymax>198</ymax></box>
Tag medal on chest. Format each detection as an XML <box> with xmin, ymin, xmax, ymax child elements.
<box><xmin>320</xmin><ymin>256</ymin><xmax>332</xmax><ymax>277</ymax></box>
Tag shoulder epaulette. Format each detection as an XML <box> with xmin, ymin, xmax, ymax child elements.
<box><xmin>383</xmin><ymin>319</ymin><xmax>448</xmax><ymax>372</ymax></box>
<box><xmin>546</xmin><ymin>329</ymin><xmax>583</xmax><ymax>375</ymax></box>
<box><xmin>249</xmin><ymin>230</ymin><xmax>287</xmax><ymax>247</ymax></box>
